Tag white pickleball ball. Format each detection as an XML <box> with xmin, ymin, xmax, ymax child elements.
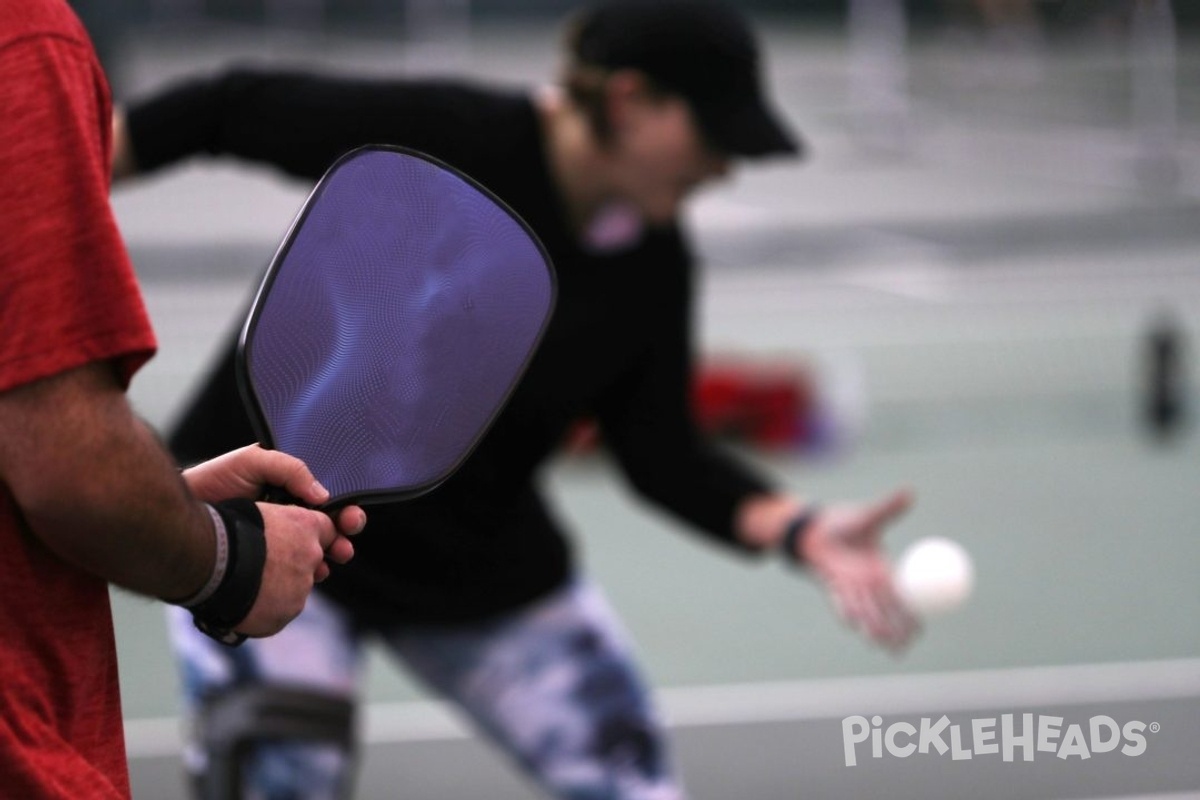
<box><xmin>895</xmin><ymin>537</ymin><xmax>974</xmax><ymax>616</ymax></box>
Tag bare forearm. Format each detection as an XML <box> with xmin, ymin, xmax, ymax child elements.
<box><xmin>735</xmin><ymin>493</ymin><xmax>808</xmax><ymax>551</ymax></box>
<box><xmin>0</xmin><ymin>363</ymin><xmax>212</xmax><ymax>600</ymax></box>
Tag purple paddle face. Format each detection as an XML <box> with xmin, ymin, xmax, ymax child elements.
<box><xmin>239</xmin><ymin>147</ymin><xmax>555</xmax><ymax>505</ymax></box>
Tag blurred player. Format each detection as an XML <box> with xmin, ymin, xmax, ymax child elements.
<box><xmin>113</xmin><ymin>2</ymin><xmax>918</xmax><ymax>797</ymax></box>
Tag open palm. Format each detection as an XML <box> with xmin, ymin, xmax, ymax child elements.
<box><xmin>801</xmin><ymin>489</ymin><xmax>919</xmax><ymax>651</ymax></box>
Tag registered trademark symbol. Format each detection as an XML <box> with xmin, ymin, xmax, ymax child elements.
<box><xmin>1149</xmin><ymin>722</ymin><xmax>1161</xmax><ymax>733</ymax></box>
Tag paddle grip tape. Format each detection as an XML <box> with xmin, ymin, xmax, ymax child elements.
<box><xmin>779</xmin><ymin>506</ymin><xmax>820</xmax><ymax>566</ymax></box>
<box><xmin>183</xmin><ymin>498</ymin><xmax>266</xmax><ymax>646</ymax></box>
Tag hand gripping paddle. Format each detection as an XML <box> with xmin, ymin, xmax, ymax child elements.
<box><xmin>238</xmin><ymin>145</ymin><xmax>556</xmax><ymax>507</ymax></box>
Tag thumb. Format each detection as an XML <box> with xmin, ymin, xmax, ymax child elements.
<box><xmin>864</xmin><ymin>487</ymin><xmax>914</xmax><ymax>532</ymax></box>
<box><xmin>252</xmin><ymin>448</ymin><xmax>331</xmax><ymax>507</ymax></box>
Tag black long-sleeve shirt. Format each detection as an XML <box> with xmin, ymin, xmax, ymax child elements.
<box><xmin>129</xmin><ymin>69</ymin><xmax>774</xmax><ymax>624</ymax></box>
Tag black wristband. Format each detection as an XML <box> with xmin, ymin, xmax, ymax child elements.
<box><xmin>780</xmin><ymin>506</ymin><xmax>820</xmax><ymax>566</ymax></box>
<box><xmin>189</xmin><ymin>498</ymin><xmax>267</xmax><ymax>646</ymax></box>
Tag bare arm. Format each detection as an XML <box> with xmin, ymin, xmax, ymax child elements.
<box><xmin>0</xmin><ymin>361</ymin><xmax>215</xmax><ymax>598</ymax></box>
<box><xmin>0</xmin><ymin>361</ymin><xmax>363</xmax><ymax>636</ymax></box>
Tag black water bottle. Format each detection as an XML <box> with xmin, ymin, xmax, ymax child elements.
<box><xmin>1144</xmin><ymin>310</ymin><xmax>1188</xmax><ymax>441</ymax></box>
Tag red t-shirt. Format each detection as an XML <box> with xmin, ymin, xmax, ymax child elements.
<box><xmin>0</xmin><ymin>2</ymin><xmax>158</xmax><ymax>797</ymax></box>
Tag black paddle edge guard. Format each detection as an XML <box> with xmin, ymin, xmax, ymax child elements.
<box><xmin>235</xmin><ymin>144</ymin><xmax>558</xmax><ymax>509</ymax></box>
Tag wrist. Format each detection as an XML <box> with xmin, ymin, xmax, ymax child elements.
<box><xmin>779</xmin><ymin>505</ymin><xmax>821</xmax><ymax>566</ymax></box>
<box><xmin>170</xmin><ymin>505</ymin><xmax>230</xmax><ymax>607</ymax></box>
<box><xmin>176</xmin><ymin>498</ymin><xmax>267</xmax><ymax>645</ymax></box>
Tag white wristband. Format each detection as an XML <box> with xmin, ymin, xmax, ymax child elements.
<box><xmin>176</xmin><ymin>505</ymin><xmax>230</xmax><ymax>608</ymax></box>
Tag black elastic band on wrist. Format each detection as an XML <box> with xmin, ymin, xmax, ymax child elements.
<box><xmin>780</xmin><ymin>506</ymin><xmax>820</xmax><ymax>566</ymax></box>
<box><xmin>188</xmin><ymin>498</ymin><xmax>266</xmax><ymax>646</ymax></box>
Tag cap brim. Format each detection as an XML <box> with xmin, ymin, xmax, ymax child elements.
<box><xmin>698</xmin><ymin>96</ymin><xmax>803</xmax><ymax>159</ymax></box>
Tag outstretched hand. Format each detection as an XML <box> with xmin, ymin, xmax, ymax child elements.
<box><xmin>798</xmin><ymin>488</ymin><xmax>919</xmax><ymax>652</ymax></box>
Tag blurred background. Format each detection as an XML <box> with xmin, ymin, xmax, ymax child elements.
<box><xmin>78</xmin><ymin>1</ymin><xmax>1199</xmax><ymax>797</ymax></box>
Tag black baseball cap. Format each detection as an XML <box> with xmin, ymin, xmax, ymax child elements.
<box><xmin>570</xmin><ymin>0</ymin><xmax>802</xmax><ymax>158</ymax></box>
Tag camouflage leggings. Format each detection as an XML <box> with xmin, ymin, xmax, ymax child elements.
<box><xmin>168</xmin><ymin>579</ymin><xmax>686</xmax><ymax>800</ymax></box>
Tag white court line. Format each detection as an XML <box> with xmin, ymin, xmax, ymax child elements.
<box><xmin>125</xmin><ymin>658</ymin><xmax>1200</xmax><ymax>759</ymax></box>
<box><xmin>658</xmin><ymin>657</ymin><xmax>1200</xmax><ymax>728</ymax></box>
<box><xmin>1065</xmin><ymin>793</ymin><xmax>1200</xmax><ymax>800</ymax></box>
